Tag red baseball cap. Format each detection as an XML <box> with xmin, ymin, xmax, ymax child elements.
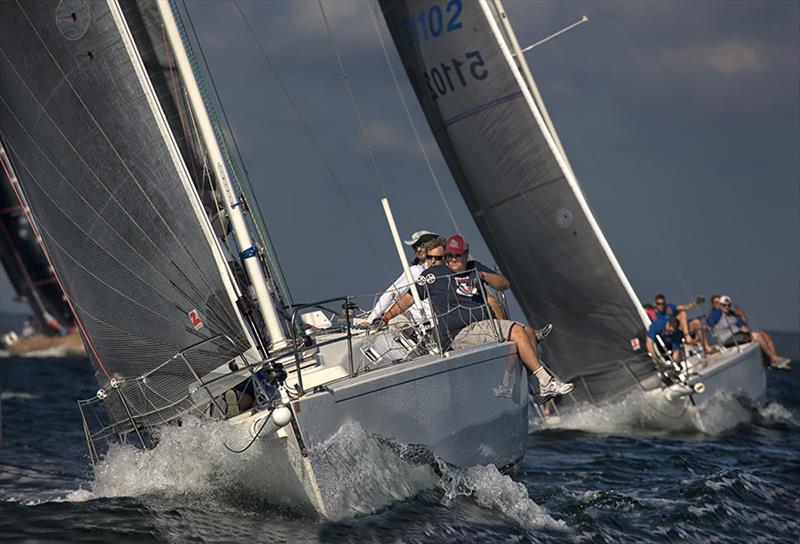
<box><xmin>445</xmin><ymin>235</ymin><xmax>468</xmax><ymax>255</ymax></box>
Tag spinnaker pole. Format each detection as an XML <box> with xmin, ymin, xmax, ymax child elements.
<box><xmin>156</xmin><ymin>0</ymin><xmax>287</xmax><ymax>349</ymax></box>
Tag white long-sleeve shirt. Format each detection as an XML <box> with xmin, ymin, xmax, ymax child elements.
<box><xmin>367</xmin><ymin>263</ymin><xmax>432</xmax><ymax>323</ymax></box>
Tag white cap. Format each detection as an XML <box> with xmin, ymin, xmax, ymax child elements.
<box><xmin>403</xmin><ymin>230</ymin><xmax>438</xmax><ymax>246</ymax></box>
<box><xmin>719</xmin><ymin>295</ymin><xmax>732</xmax><ymax>305</ymax></box>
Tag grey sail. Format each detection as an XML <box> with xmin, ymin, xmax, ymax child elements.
<box><xmin>379</xmin><ymin>0</ymin><xmax>655</xmax><ymax>403</ymax></box>
<box><xmin>0</xmin><ymin>0</ymin><xmax>255</xmax><ymax>429</ymax></box>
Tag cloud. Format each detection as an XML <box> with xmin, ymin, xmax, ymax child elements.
<box><xmin>647</xmin><ymin>40</ymin><xmax>766</xmax><ymax>77</ymax></box>
<box><xmin>706</xmin><ymin>41</ymin><xmax>765</xmax><ymax>75</ymax></box>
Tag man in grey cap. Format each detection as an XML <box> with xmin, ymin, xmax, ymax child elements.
<box><xmin>367</xmin><ymin>230</ymin><xmax>440</xmax><ymax>325</ymax></box>
<box><xmin>707</xmin><ymin>295</ymin><xmax>791</xmax><ymax>370</ymax></box>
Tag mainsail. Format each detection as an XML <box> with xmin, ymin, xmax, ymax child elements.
<box><xmin>1</xmin><ymin>142</ymin><xmax>73</xmax><ymax>335</ymax></box>
<box><xmin>0</xmin><ymin>0</ymin><xmax>258</xmax><ymax>429</ymax></box>
<box><xmin>379</xmin><ymin>0</ymin><xmax>655</xmax><ymax>403</ymax></box>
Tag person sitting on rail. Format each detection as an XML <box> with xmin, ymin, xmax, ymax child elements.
<box><xmin>367</xmin><ymin>230</ymin><xmax>440</xmax><ymax>326</ymax></box>
<box><xmin>377</xmin><ymin>235</ymin><xmax>572</xmax><ymax>399</ymax></box>
<box><xmin>652</xmin><ymin>293</ymin><xmax>714</xmax><ymax>353</ymax></box>
<box><xmin>646</xmin><ymin>316</ymin><xmax>684</xmax><ymax>363</ymax></box>
<box><xmin>367</xmin><ymin>235</ymin><xmax>553</xmax><ymax>342</ymax></box>
<box><xmin>707</xmin><ymin>295</ymin><xmax>790</xmax><ymax>370</ymax></box>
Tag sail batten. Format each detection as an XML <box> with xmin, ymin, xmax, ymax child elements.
<box><xmin>379</xmin><ymin>0</ymin><xmax>656</xmax><ymax>402</ymax></box>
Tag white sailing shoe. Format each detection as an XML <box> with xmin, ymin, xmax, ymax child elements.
<box><xmin>538</xmin><ymin>379</ymin><xmax>573</xmax><ymax>399</ymax></box>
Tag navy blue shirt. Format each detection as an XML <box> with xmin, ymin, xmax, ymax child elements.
<box><xmin>417</xmin><ymin>260</ymin><xmax>493</xmax><ymax>346</ymax></box>
<box><xmin>654</xmin><ymin>303</ymin><xmax>678</xmax><ymax>321</ymax></box>
<box><xmin>647</xmin><ymin>318</ymin><xmax>683</xmax><ymax>349</ymax></box>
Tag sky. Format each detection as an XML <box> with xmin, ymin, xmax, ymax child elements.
<box><xmin>1</xmin><ymin>0</ymin><xmax>798</xmax><ymax>332</ymax></box>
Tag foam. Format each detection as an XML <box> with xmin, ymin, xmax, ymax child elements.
<box><xmin>532</xmin><ymin>388</ymin><xmax>771</xmax><ymax>436</ymax></box>
<box><xmin>58</xmin><ymin>418</ymin><xmax>563</xmax><ymax>527</ymax></box>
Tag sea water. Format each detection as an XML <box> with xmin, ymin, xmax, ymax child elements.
<box><xmin>0</xmin><ymin>341</ymin><xmax>798</xmax><ymax>543</ymax></box>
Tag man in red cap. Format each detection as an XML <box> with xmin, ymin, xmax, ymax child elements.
<box><xmin>380</xmin><ymin>235</ymin><xmax>573</xmax><ymax>399</ymax></box>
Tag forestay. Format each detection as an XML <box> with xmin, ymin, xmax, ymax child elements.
<box><xmin>379</xmin><ymin>0</ymin><xmax>654</xmax><ymax>403</ymax></box>
<box><xmin>0</xmin><ymin>0</ymin><xmax>255</xmax><ymax>429</ymax></box>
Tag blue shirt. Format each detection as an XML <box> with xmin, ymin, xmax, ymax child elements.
<box><xmin>417</xmin><ymin>260</ymin><xmax>493</xmax><ymax>347</ymax></box>
<box><xmin>647</xmin><ymin>319</ymin><xmax>683</xmax><ymax>349</ymax></box>
<box><xmin>654</xmin><ymin>303</ymin><xmax>678</xmax><ymax>321</ymax></box>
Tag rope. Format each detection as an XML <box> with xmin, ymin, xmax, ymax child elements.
<box><xmin>179</xmin><ymin>0</ymin><xmax>295</xmax><ymax>305</ymax></box>
<box><xmin>365</xmin><ymin>1</ymin><xmax>461</xmax><ymax>234</ymax></box>
<box><xmin>232</xmin><ymin>0</ymin><xmax>390</xmax><ymax>281</ymax></box>
<box><xmin>223</xmin><ymin>406</ymin><xmax>274</xmax><ymax>453</ymax></box>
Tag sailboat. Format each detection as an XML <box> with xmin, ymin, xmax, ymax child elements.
<box><xmin>0</xmin><ymin>0</ymin><xmax>537</xmax><ymax>516</ymax></box>
<box><xmin>377</xmin><ymin>0</ymin><xmax>766</xmax><ymax>429</ymax></box>
<box><xmin>0</xmin><ymin>141</ymin><xmax>84</xmax><ymax>357</ymax></box>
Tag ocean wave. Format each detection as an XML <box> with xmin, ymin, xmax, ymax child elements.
<box><xmin>0</xmin><ymin>391</ymin><xmax>41</xmax><ymax>401</ymax></box>
<box><xmin>59</xmin><ymin>418</ymin><xmax>563</xmax><ymax>529</ymax></box>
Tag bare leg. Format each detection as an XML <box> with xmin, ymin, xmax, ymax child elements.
<box><xmin>690</xmin><ymin>318</ymin><xmax>714</xmax><ymax>352</ymax></box>
<box><xmin>751</xmin><ymin>331</ymin><xmax>780</xmax><ymax>363</ymax></box>
<box><xmin>509</xmin><ymin>324</ymin><xmax>542</xmax><ymax>372</ymax></box>
<box><xmin>678</xmin><ymin>310</ymin><xmax>690</xmax><ymax>339</ymax></box>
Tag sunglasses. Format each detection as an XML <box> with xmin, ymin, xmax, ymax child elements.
<box><xmin>444</xmin><ymin>253</ymin><xmax>465</xmax><ymax>260</ymax></box>
<box><xmin>426</xmin><ymin>254</ymin><xmax>445</xmax><ymax>261</ymax></box>
<box><xmin>655</xmin><ymin>302</ymin><xmax>666</xmax><ymax>307</ymax></box>
<box><xmin>721</xmin><ymin>303</ymin><xmax>731</xmax><ymax>307</ymax></box>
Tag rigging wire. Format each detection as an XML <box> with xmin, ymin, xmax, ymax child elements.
<box><xmin>365</xmin><ymin>1</ymin><xmax>461</xmax><ymax>234</ymax></box>
<box><xmin>232</xmin><ymin>0</ymin><xmax>391</xmax><ymax>281</ymax></box>
<box><xmin>316</xmin><ymin>0</ymin><xmax>389</xmax><ymax>200</ymax></box>
<box><xmin>177</xmin><ymin>0</ymin><xmax>295</xmax><ymax>305</ymax></box>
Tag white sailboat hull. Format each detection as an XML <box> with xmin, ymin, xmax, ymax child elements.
<box><xmin>536</xmin><ymin>343</ymin><xmax>767</xmax><ymax>434</ymax></box>
<box><xmin>233</xmin><ymin>342</ymin><xmax>528</xmax><ymax>517</ymax></box>
<box><xmin>685</xmin><ymin>343</ymin><xmax>766</xmax><ymax>428</ymax></box>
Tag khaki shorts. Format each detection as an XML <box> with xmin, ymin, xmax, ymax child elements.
<box><xmin>451</xmin><ymin>319</ymin><xmax>519</xmax><ymax>350</ymax></box>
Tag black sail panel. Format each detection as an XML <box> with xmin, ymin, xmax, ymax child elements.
<box><xmin>0</xmin><ymin>1</ymin><xmax>253</xmax><ymax>428</ymax></box>
<box><xmin>379</xmin><ymin>0</ymin><xmax>654</xmax><ymax>402</ymax></box>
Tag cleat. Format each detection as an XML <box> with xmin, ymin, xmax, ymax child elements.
<box><xmin>538</xmin><ymin>379</ymin><xmax>573</xmax><ymax>399</ymax></box>
<box><xmin>535</xmin><ymin>323</ymin><xmax>553</xmax><ymax>343</ymax></box>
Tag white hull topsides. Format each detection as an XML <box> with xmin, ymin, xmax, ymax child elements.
<box><xmin>229</xmin><ymin>338</ymin><xmax>528</xmax><ymax>517</ymax></box>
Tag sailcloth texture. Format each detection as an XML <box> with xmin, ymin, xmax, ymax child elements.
<box><xmin>0</xmin><ymin>0</ymin><xmax>252</xmax><ymax>428</ymax></box>
<box><xmin>379</xmin><ymin>0</ymin><xmax>654</xmax><ymax>403</ymax></box>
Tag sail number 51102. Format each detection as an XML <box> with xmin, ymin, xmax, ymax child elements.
<box><xmin>400</xmin><ymin>0</ymin><xmax>463</xmax><ymax>49</ymax></box>
<box><xmin>424</xmin><ymin>50</ymin><xmax>487</xmax><ymax>100</ymax></box>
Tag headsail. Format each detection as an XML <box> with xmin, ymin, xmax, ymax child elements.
<box><xmin>0</xmin><ymin>0</ymin><xmax>257</xmax><ymax>429</ymax></box>
<box><xmin>379</xmin><ymin>0</ymin><xmax>655</xmax><ymax>403</ymax></box>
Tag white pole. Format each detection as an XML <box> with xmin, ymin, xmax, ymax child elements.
<box><xmin>156</xmin><ymin>1</ymin><xmax>286</xmax><ymax>349</ymax></box>
<box><xmin>519</xmin><ymin>15</ymin><xmax>588</xmax><ymax>54</ymax></box>
<box><xmin>381</xmin><ymin>198</ymin><xmax>423</xmax><ymax>313</ymax></box>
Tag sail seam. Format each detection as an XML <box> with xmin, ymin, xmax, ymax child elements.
<box><xmin>442</xmin><ymin>92</ymin><xmax>524</xmax><ymax>128</ymax></box>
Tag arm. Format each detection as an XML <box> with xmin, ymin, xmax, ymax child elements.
<box><xmin>367</xmin><ymin>270</ymin><xmax>418</xmax><ymax>321</ymax></box>
<box><xmin>646</xmin><ymin>337</ymin><xmax>658</xmax><ymax>361</ymax></box>
<box><xmin>478</xmin><ymin>269</ymin><xmax>510</xmax><ymax>291</ymax></box>
<box><xmin>382</xmin><ymin>292</ymin><xmax>415</xmax><ymax>323</ymax></box>
<box><xmin>733</xmin><ymin>306</ymin><xmax>748</xmax><ymax>323</ymax></box>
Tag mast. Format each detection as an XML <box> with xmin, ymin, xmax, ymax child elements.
<box><xmin>156</xmin><ymin>0</ymin><xmax>287</xmax><ymax>350</ymax></box>
<box><xmin>479</xmin><ymin>0</ymin><xmax>650</xmax><ymax>327</ymax></box>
